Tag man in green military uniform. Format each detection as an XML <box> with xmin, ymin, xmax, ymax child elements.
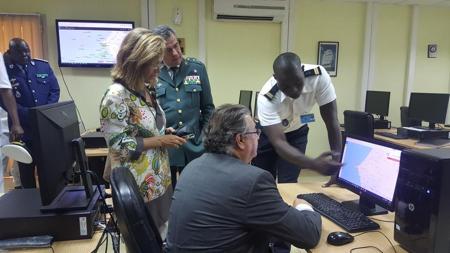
<box><xmin>152</xmin><ymin>25</ymin><xmax>215</xmax><ymax>188</ymax></box>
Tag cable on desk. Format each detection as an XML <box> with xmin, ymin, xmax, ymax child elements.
<box><xmin>350</xmin><ymin>246</ymin><xmax>383</xmax><ymax>253</ymax></box>
<box><xmin>50</xmin><ymin>246</ymin><xmax>55</xmax><ymax>253</ymax></box>
<box><xmin>351</xmin><ymin>230</ymin><xmax>398</xmax><ymax>253</ymax></box>
<box><xmin>370</xmin><ymin>217</ymin><xmax>395</xmax><ymax>223</ymax></box>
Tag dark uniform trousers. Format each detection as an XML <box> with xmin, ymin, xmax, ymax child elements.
<box><xmin>252</xmin><ymin>125</ymin><xmax>309</xmax><ymax>183</ymax></box>
<box><xmin>18</xmin><ymin>141</ymin><xmax>36</xmax><ymax>188</ymax></box>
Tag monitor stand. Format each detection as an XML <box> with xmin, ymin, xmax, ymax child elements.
<box><xmin>40</xmin><ymin>185</ymin><xmax>97</xmax><ymax>213</ymax></box>
<box><xmin>418</xmin><ymin>138</ymin><xmax>450</xmax><ymax>146</ymax></box>
<box><xmin>341</xmin><ymin>196</ymin><xmax>388</xmax><ymax>216</ymax></box>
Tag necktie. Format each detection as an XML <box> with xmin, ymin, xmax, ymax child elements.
<box><xmin>169</xmin><ymin>67</ymin><xmax>178</xmax><ymax>80</ymax></box>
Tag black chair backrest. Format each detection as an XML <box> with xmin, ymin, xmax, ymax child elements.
<box><xmin>254</xmin><ymin>91</ymin><xmax>260</xmax><ymax>119</ymax></box>
<box><xmin>239</xmin><ymin>90</ymin><xmax>253</xmax><ymax>115</ymax></box>
<box><xmin>344</xmin><ymin>110</ymin><xmax>374</xmax><ymax>138</ymax></box>
<box><xmin>400</xmin><ymin>106</ymin><xmax>421</xmax><ymax>127</ymax></box>
<box><xmin>110</xmin><ymin>167</ymin><xmax>163</xmax><ymax>253</ymax></box>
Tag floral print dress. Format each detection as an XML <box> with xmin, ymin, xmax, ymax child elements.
<box><xmin>100</xmin><ymin>83</ymin><xmax>172</xmax><ymax>206</ymax></box>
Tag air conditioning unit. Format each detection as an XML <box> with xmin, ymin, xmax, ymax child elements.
<box><xmin>213</xmin><ymin>0</ymin><xmax>288</xmax><ymax>23</ymax></box>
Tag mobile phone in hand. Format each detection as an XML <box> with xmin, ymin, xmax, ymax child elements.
<box><xmin>181</xmin><ymin>133</ymin><xmax>195</xmax><ymax>140</ymax></box>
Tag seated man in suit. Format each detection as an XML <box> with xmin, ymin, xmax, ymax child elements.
<box><xmin>166</xmin><ymin>104</ymin><xmax>322</xmax><ymax>252</ymax></box>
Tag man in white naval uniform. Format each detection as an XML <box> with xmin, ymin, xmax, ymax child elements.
<box><xmin>253</xmin><ymin>52</ymin><xmax>342</xmax><ymax>183</ymax></box>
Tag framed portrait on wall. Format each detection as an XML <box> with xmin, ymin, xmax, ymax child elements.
<box><xmin>317</xmin><ymin>41</ymin><xmax>339</xmax><ymax>77</ymax></box>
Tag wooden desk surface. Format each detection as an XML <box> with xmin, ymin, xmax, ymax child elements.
<box><xmin>82</xmin><ymin>129</ymin><xmax>108</xmax><ymax>157</ymax></box>
<box><xmin>6</xmin><ymin>232</ymin><xmax>105</xmax><ymax>253</ymax></box>
<box><xmin>278</xmin><ymin>182</ymin><xmax>406</xmax><ymax>253</ymax></box>
<box><xmin>374</xmin><ymin>128</ymin><xmax>449</xmax><ymax>149</ymax></box>
<box><xmin>85</xmin><ymin>148</ymin><xmax>108</xmax><ymax>157</ymax></box>
<box><xmin>12</xmin><ymin>182</ymin><xmax>405</xmax><ymax>253</ymax></box>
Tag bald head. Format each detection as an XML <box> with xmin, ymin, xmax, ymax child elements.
<box><xmin>272</xmin><ymin>52</ymin><xmax>305</xmax><ymax>99</ymax></box>
<box><xmin>7</xmin><ymin>38</ymin><xmax>31</xmax><ymax>65</ymax></box>
<box><xmin>273</xmin><ymin>52</ymin><xmax>302</xmax><ymax>75</ymax></box>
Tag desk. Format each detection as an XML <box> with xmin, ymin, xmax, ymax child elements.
<box><xmin>11</xmin><ymin>182</ymin><xmax>405</xmax><ymax>253</ymax></box>
<box><xmin>85</xmin><ymin>148</ymin><xmax>108</xmax><ymax>157</ymax></box>
<box><xmin>6</xmin><ymin>232</ymin><xmax>106</xmax><ymax>253</ymax></box>
<box><xmin>374</xmin><ymin>128</ymin><xmax>437</xmax><ymax>149</ymax></box>
<box><xmin>278</xmin><ymin>182</ymin><xmax>406</xmax><ymax>253</ymax></box>
<box><xmin>7</xmin><ymin>182</ymin><xmax>406</xmax><ymax>253</ymax></box>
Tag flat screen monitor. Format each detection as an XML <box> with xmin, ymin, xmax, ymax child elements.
<box><xmin>365</xmin><ymin>90</ymin><xmax>390</xmax><ymax>119</ymax></box>
<box><xmin>338</xmin><ymin>135</ymin><xmax>403</xmax><ymax>215</ymax></box>
<box><xmin>408</xmin><ymin>92</ymin><xmax>450</xmax><ymax>129</ymax></box>
<box><xmin>29</xmin><ymin>101</ymin><xmax>80</xmax><ymax>206</ymax></box>
<box><xmin>56</xmin><ymin>20</ymin><xmax>134</xmax><ymax>68</ymax></box>
<box><xmin>239</xmin><ymin>90</ymin><xmax>253</xmax><ymax>115</ymax></box>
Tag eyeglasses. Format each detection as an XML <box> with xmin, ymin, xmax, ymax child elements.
<box><xmin>243</xmin><ymin>129</ymin><xmax>261</xmax><ymax>136</ymax></box>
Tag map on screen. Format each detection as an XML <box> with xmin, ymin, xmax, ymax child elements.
<box><xmin>339</xmin><ymin>137</ymin><xmax>401</xmax><ymax>202</ymax></box>
<box><xmin>56</xmin><ymin>20</ymin><xmax>134</xmax><ymax>67</ymax></box>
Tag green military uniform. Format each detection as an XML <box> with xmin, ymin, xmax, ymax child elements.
<box><xmin>156</xmin><ymin>57</ymin><xmax>215</xmax><ymax>167</ymax></box>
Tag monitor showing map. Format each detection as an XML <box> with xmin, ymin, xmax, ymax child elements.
<box><xmin>56</xmin><ymin>20</ymin><xmax>134</xmax><ymax>68</ymax></box>
<box><xmin>338</xmin><ymin>136</ymin><xmax>403</xmax><ymax>215</ymax></box>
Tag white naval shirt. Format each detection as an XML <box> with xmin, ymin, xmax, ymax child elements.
<box><xmin>0</xmin><ymin>54</ymin><xmax>12</xmax><ymax>89</ymax></box>
<box><xmin>257</xmin><ymin>64</ymin><xmax>336</xmax><ymax>133</ymax></box>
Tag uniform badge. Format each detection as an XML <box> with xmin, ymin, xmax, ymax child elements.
<box><xmin>31</xmin><ymin>61</ymin><xmax>35</xmax><ymax>66</ymax></box>
<box><xmin>184</xmin><ymin>75</ymin><xmax>201</xmax><ymax>85</ymax></box>
<box><xmin>9</xmin><ymin>64</ymin><xmax>14</xmax><ymax>69</ymax></box>
<box><xmin>15</xmin><ymin>91</ymin><xmax>21</xmax><ymax>98</ymax></box>
<box><xmin>36</xmin><ymin>73</ymin><xmax>48</xmax><ymax>79</ymax></box>
<box><xmin>193</xmin><ymin>69</ymin><xmax>197</xmax><ymax>73</ymax></box>
<box><xmin>300</xmin><ymin>113</ymin><xmax>315</xmax><ymax>124</ymax></box>
<box><xmin>282</xmin><ymin>119</ymin><xmax>289</xmax><ymax>126</ymax></box>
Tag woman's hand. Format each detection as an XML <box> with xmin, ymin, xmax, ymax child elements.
<box><xmin>165</xmin><ymin>127</ymin><xmax>176</xmax><ymax>135</ymax></box>
<box><xmin>155</xmin><ymin>135</ymin><xmax>187</xmax><ymax>148</ymax></box>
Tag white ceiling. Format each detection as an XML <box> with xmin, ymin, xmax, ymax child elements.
<box><xmin>340</xmin><ymin>0</ymin><xmax>450</xmax><ymax>7</ymax></box>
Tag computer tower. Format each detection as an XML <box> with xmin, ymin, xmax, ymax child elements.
<box><xmin>394</xmin><ymin>148</ymin><xmax>450</xmax><ymax>253</ymax></box>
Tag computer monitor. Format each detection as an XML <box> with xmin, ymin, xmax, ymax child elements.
<box><xmin>338</xmin><ymin>135</ymin><xmax>403</xmax><ymax>216</ymax></box>
<box><xmin>29</xmin><ymin>101</ymin><xmax>90</xmax><ymax>208</ymax></box>
<box><xmin>254</xmin><ymin>91</ymin><xmax>260</xmax><ymax>120</ymax></box>
<box><xmin>239</xmin><ymin>90</ymin><xmax>253</xmax><ymax>115</ymax></box>
<box><xmin>408</xmin><ymin>92</ymin><xmax>450</xmax><ymax>129</ymax></box>
<box><xmin>365</xmin><ymin>90</ymin><xmax>390</xmax><ymax>120</ymax></box>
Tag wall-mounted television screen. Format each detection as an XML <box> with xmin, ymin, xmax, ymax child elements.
<box><xmin>56</xmin><ymin>20</ymin><xmax>134</xmax><ymax>68</ymax></box>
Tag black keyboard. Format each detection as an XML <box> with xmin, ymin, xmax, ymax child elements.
<box><xmin>298</xmin><ymin>193</ymin><xmax>380</xmax><ymax>233</ymax></box>
<box><xmin>376</xmin><ymin>132</ymin><xmax>408</xmax><ymax>139</ymax></box>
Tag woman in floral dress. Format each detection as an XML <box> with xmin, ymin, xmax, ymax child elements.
<box><xmin>100</xmin><ymin>28</ymin><xmax>186</xmax><ymax>234</ymax></box>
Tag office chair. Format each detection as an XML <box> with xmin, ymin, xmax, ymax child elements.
<box><xmin>239</xmin><ymin>90</ymin><xmax>253</xmax><ymax>115</ymax></box>
<box><xmin>344</xmin><ymin>110</ymin><xmax>374</xmax><ymax>138</ymax></box>
<box><xmin>110</xmin><ymin>167</ymin><xmax>163</xmax><ymax>253</ymax></box>
<box><xmin>400</xmin><ymin>106</ymin><xmax>421</xmax><ymax>127</ymax></box>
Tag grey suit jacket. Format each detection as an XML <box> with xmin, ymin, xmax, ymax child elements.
<box><xmin>166</xmin><ymin>153</ymin><xmax>322</xmax><ymax>252</ymax></box>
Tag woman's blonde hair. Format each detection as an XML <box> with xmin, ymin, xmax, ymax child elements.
<box><xmin>111</xmin><ymin>28</ymin><xmax>165</xmax><ymax>90</ymax></box>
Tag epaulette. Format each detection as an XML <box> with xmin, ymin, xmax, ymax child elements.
<box><xmin>303</xmin><ymin>66</ymin><xmax>321</xmax><ymax>77</ymax></box>
<box><xmin>263</xmin><ymin>84</ymin><xmax>279</xmax><ymax>101</ymax></box>
<box><xmin>186</xmin><ymin>57</ymin><xmax>202</xmax><ymax>64</ymax></box>
<box><xmin>33</xmin><ymin>58</ymin><xmax>49</xmax><ymax>63</ymax></box>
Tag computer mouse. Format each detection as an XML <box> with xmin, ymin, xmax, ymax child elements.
<box><xmin>327</xmin><ymin>231</ymin><xmax>354</xmax><ymax>246</ymax></box>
